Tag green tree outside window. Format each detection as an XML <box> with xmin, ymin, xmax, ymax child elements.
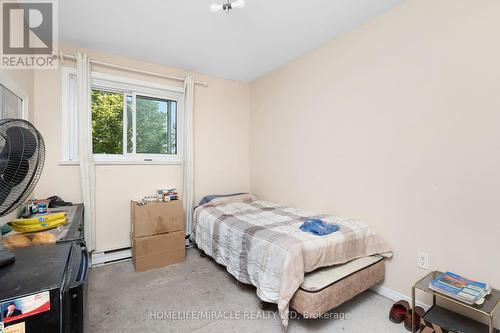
<box><xmin>91</xmin><ymin>89</ymin><xmax>177</xmax><ymax>155</ymax></box>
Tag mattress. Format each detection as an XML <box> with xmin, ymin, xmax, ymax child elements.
<box><xmin>291</xmin><ymin>256</ymin><xmax>385</xmax><ymax>316</ymax></box>
<box><xmin>301</xmin><ymin>255</ymin><xmax>384</xmax><ymax>292</ymax></box>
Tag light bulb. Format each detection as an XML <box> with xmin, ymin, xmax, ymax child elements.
<box><xmin>210</xmin><ymin>3</ymin><xmax>223</xmax><ymax>12</ymax></box>
<box><xmin>231</xmin><ymin>0</ymin><xmax>245</xmax><ymax>9</ymax></box>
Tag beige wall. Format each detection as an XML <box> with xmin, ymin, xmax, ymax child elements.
<box><xmin>34</xmin><ymin>45</ymin><xmax>250</xmax><ymax>251</ymax></box>
<box><xmin>250</xmin><ymin>0</ymin><xmax>500</xmax><ymax>321</ymax></box>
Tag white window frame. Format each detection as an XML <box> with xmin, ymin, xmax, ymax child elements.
<box><xmin>61</xmin><ymin>66</ymin><xmax>78</xmax><ymax>162</ymax></box>
<box><xmin>61</xmin><ymin>66</ymin><xmax>184</xmax><ymax>165</ymax></box>
<box><xmin>0</xmin><ymin>72</ymin><xmax>29</xmax><ymax>120</ymax></box>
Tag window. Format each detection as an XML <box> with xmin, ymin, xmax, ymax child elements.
<box><xmin>91</xmin><ymin>89</ymin><xmax>124</xmax><ymax>155</ymax></box>
<box><xmin>135</xmin><ymin>95</ymin><xmax>177</xmax><ymax>155</ymax></box>
<box><xmin>0</xmin><ymin>84</ymin><xmax>22</xmax><ymax>119</ymax></box>
<box><xmin>91</xmin><ymin>89</ymin><xmax>178</xmax><ymax>157</ymax></box>
<box><xmin>61</xmin><ymin>67</ymin><xmax>184</xmax><ymax>164</ymax></box>
<box><xmin>0</xmin><ymin>72</ymin><xmax>28</xmax><ymax>120</ymax></box>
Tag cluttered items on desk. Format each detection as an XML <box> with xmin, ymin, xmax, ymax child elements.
<box><xmin>429</xmin><ymin>271</ymin><xmax>491</xmax><ymax>305</ymax></box>
<box><xmin>21</xmin><ymin>196</ymin><xmax>73</xmax><ymax>217</ymax></box>
<box><xmin>3</xmin><ymin>211</ymin><xmax>67</xmax><ymax>249</ymax></box>
<box><xmin>1</xmin><ymin>196</ymin><xmax>75</xmax><ymax>249</ymax></box>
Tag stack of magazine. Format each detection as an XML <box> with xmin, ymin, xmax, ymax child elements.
<box><xmin>429</xmin><ymin>272</ymin><xmax>491</xmax><ymax>305</ymax></box>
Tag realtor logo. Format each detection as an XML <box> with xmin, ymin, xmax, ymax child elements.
<box><xmin>1</xmin><ymin>0</ymin><xmax>58</xmax><ymax>69</ymax></box>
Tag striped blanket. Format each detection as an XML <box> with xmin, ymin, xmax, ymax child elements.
<box><xmin>191</xmin><ymin>194</ymin><xmax>392</xmax><ymax>326</ymax></box>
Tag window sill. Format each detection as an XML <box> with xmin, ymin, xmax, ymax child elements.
<box><xmin>58</xmin><ymin>159</ymin><xmax>183</xmax><ymax>166</ymax></box>
<box><xmin>58</xmin><ymin>160</ymin><xmax>80</xmax><ymax>166</ymax></box>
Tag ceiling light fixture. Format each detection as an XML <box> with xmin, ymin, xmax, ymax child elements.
<box><xmin>210</xmin><ymin>0</ymin><xmax>245</xmax><ymax>13</ymax></box>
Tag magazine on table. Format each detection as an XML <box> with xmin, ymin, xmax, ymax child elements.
<box><xmin>429</xmin><ymin>271</ymin><xmax>491</xmax><ymax>305</ymax></box>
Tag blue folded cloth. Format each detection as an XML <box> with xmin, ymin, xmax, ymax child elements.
<box><xmin>299</xmin><ymin>218</ymin><xmax>340</xmax><ymax>236</ymax></box>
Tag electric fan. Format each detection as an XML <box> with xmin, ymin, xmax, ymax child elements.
<box><xmin>0</xmin><ymin>119</ymin><xmax>45</xmax><ymax>267</ymax></box>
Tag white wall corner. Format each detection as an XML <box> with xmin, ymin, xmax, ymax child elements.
<box><xmin>371</xmin><ymin>284</ymin><xmax>431</xmax><ymax>311</ymax></box>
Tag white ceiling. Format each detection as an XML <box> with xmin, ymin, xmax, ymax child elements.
<box><xmin>60</xmin><ymin>0</ymin><xmax>404</xmax><ymax>82</ymax></box>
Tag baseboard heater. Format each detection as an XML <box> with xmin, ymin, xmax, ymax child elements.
<box><xmin>91</xmin><ymin>240</ymin><xmax>192</xmax><ymax>267</ymax></box>
<box><xmin>91</xmin><ymin>247</ymin><xmax>132</xmax><ymax>267</ymax></box>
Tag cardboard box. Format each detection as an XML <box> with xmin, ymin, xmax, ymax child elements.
<box><xmin>131</xmin><ymin>231</ymin><xmax>185</xmax><ymax>272</ymax></box>
<box><xmin>130</xmin><ymin>200</ymin><xmax>184</xmax><ymax>237</ymax></box>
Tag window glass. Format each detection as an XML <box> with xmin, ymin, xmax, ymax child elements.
<box><xmin>126</xmin><ymin>95</ymin><xmax>133</xmax><ymax>153</ymax></box>
<box><xmin>91</xmin><ymin>89</ymin><xmax>123</xmax><ymax>154</ymax></box>
<box><xmin>136</xmin><ymin>95</ymin><xmax>177</xmax><ymax>155</ymax></box>
<box><xmin>1</xmin><ymin>84</ymin><xmax>22</xmax><ymax>119</ymax></box>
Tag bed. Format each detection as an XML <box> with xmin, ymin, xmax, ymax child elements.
<box><xmin>191</xmin><ymin>194</ymin><xmax>392</xmax><ymax>326</ymax></box>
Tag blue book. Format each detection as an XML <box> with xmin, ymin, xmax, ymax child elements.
<box><xmin>429</xmin><ymin>272</ymin><xmax>490</xmax><ymax>305</ymax></box>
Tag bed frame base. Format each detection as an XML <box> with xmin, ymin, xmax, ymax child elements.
<box><xmin>290</xmin><ymin>259</ymin><xmax>385</xmax><ymax>317</ymax></box>
<box><xmin>255</xmin><ymin>260</ymin><xmax>385</xmax><ymax>318</ymax></box>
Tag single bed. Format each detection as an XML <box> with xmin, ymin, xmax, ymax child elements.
<box><xmin>191</xmin><ymin>194</ymin><xmax>392</xmax><ymax>326</ymax></box>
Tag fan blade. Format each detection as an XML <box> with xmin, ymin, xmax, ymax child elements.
<box><xmin>0</xmin><ymin>180</ymin><xmax>12</xmax><ymax>206</ymax></box>
<box><xmin>0</xmin><ymin>156</ymin><xmax>6</xmax><ymax>175</ymax></box>
<box><xmin>0</xmin><ymin>133</ymin><xmax>9</xmax><ymax>159</ymax></box>
<box><xmin>6</xmin><ymin>126</ymin><xmax>37</xmax><ymax>159</ymax></box>
<box><xmin>4</xmin><ymin>158</ymin><xmax>29</xmax><ymax>187</ymax></box>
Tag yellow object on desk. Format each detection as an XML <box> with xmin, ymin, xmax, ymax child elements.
<box><xmin>8</xmin><ymin>217</ymin><xmax>67</xmax><ymax>233</ymax></box>
<box><xmin>10</xmin><ymin>212</ymin><xmax>66</xmax><ymax>225</ymax></box>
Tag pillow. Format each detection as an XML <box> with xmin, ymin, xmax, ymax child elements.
<box><xmin>198</xmin><ymin>193</ymin><xmax>254</xmax><ymax>206</ymax></box>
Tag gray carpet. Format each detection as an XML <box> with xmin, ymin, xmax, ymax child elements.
<box><xmin>89</xmin><ymin>248</ymin><xmax>408</xmax><ymax>332</ymax></box>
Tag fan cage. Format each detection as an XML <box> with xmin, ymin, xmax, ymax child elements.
<box><xmin>0</xmin><ymin>118</ymin><xmax>45</xmax><ymax>217</ymax></box>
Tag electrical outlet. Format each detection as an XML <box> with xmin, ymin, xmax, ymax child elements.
<box><xmin>417</xmin><ymin>252</ymin><xmax>430</xmax><ymax>270</ymax></box>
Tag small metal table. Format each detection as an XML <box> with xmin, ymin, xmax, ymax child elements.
<box><xmin>412</xmin><ymin>271</ymin><xmax>500</xmax><ymax>333</ymax></box>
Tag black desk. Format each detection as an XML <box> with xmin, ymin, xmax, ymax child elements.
<box><xmin>0</xmin><ymin>204</ymin><xmax>88</xmax><ymax>333</ymax></box>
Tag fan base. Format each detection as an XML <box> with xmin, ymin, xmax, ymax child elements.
<box><xmin>0</xmin><ymin>249</ymin><xmax>15</xmax><ymax>267</ymax></box>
